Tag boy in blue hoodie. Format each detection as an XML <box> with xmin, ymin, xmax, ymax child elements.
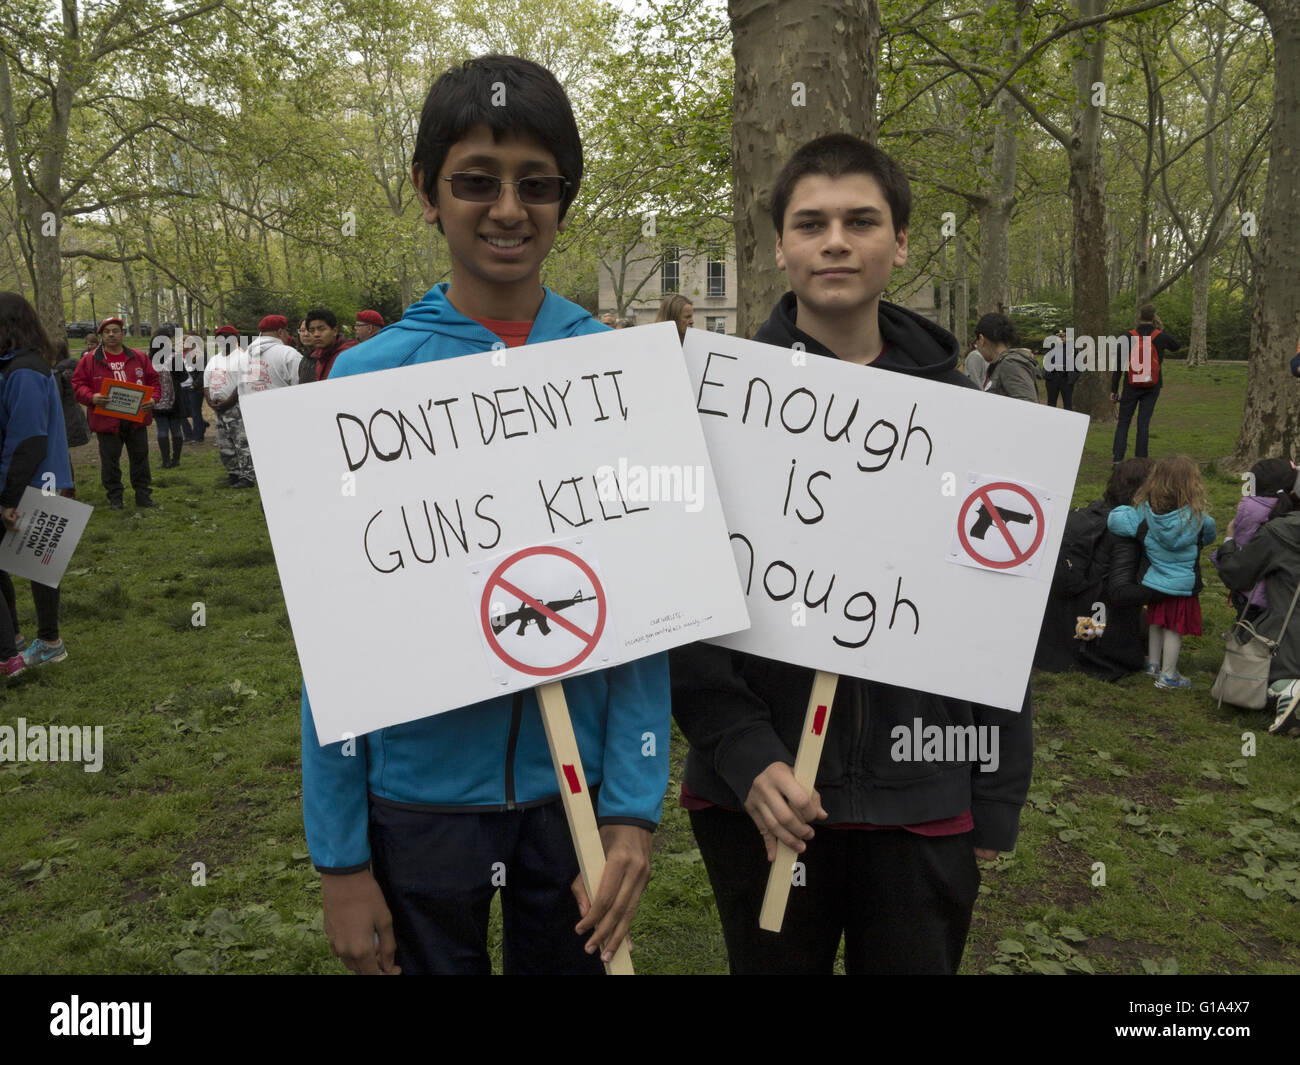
<box><xmin>304</xmin><ymin>55</ymin><xmax>669</xmax><ymax>975</ymax></box>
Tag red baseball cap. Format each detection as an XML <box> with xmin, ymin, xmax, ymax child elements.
<box><xmin>258</xmin><ymin>314</ymin><xmax>288</xmax><ymax>331</ymax></box>
<box><xmin>355</xmin><ymin>310</ymin><xmax>384</xmax><ymax>328</ymax></box>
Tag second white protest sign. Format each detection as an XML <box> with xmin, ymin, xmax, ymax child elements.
<box><xmin>683</xmin><ymin>329</ymin><xmax>1088</xmax><ymax>712</ymax></box>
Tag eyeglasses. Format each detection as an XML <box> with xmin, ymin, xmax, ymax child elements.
<box><xmin>442</xmin><ymin>172</ymin><xmax>569</xmax><ymax>205</ymax></box>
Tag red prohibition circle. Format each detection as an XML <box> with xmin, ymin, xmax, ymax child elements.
<box><xmin>956</xmin><ymin>481</ymin><xmax>1046</xmax><ymax>570</ymax></box>
<box><xmin>479</xmin><ymin>545</ymin><xmax>607</xmax><ymax>677</ymax></box>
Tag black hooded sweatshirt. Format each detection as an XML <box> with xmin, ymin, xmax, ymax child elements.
<box><xmin>669</xmin><ymin>295</ymin><xmax>1034</xmax><ymax>852</ymax></box>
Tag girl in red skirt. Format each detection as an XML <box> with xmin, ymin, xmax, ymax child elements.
<box><xmin>1107</xmin><ymin>456</ymin><xmax>1217</xmax><ymax>689</ymax></box>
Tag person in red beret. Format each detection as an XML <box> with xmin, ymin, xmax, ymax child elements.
<box><xmin>70</xmin><ymin>317</ymin><xmax>159</xmax><ymax>509</ymax></box>
<box><xmin>248</xmin><ymin>315</ymin><xmax>304</xmax><ymax>389</ymax></box>
<box><xmin>354</xmin><ymin>310</ymin><xmax>385</xmax><ymax>343</ymax></box>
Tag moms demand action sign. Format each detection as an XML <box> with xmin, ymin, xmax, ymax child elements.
<box><xmin>243</xmin><ymin>323</ymin><xmax>748</xmax><ymax>743</ymax></box>
<box><xmin>682</xmin><ymin>330</ymin><xmax>1088</xmax><ymax>712</ymax></box>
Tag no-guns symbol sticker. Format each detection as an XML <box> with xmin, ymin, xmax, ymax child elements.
<box><xmin>474</xmin><ymin>543</ymin><xmax>611</xmax><ymax>679</ymax></box>
<box><xmin>950</xmin><ymin>477</ymin><xmax>1052</xmax><ymax>576</ymax></box>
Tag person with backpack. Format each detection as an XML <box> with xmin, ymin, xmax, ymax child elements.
<box><xmin>1210</xmin><ymin>457</ymin><xmax>1297</xmax><ymax>623</ymax></box>
<box><xmin>976</xmin><ymin>312</ymin><xmax>1039</xmax><ymax>403</ymax></box>
<box><xmin>1110</xmin><ymin>303</ymin><xmax>1179</xmax><ymax>463</ymax></box>
<box><xmin>1107</xmin><ymin>455</ymin><xmax>1216</xmax><ymax>689</ymax></box>
<box><xmin>1035</xmin><ymin>458</ymin><xmax>1156</xmax><ymax>679</ymax></box>
<box><xmin>1215</xmin><ymin>468</ymin><xmax>1300</xmax><ymax>736</ymax></box>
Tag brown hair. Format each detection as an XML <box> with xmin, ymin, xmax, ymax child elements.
<box><xmin>0</xmin><ymin>291</ymin><xmax>57</xmax><ymax>365</ymax></box>
<box><xmin>654</xmin><ymin>293</ymin><xmax>692</xmax><ymax>328</ymax></box>
<box><xmin>1133</xmin><ymin>455</ymin><xmax>1210</xmax><ymax>520</ymax></box>
<box><xmin>1138</xmin><ymin>303</ymin><xmax>1156</xmax><ymax>323</ymax></box>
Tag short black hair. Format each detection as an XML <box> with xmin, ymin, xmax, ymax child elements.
<box><xmin>770</xmin><ymin>134</ymin><xmax>911</xmax><ymax>235</ymax></box>
<box><xmin>305</xmin><ymin>308</ymin><xmax>337</xmax><ymax>329</ymax></box>
<box><xmin>975</xmin><ymin>312</ymin><xmax>1020</xmax><ymax>347</ymax></box>
<box><xmin>412</xmin><ymin>55</ymin><xmax>583</xmax><ymax>223</ymax></box>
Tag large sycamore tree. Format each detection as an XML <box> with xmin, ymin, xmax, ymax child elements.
<box><xmin>1235</xmin><ymin>0</ymin><xmax>1300</xmax><ymax>463</ymax></box>
<box><xmin>730</xmin><ymin>0</ymin><xmax>880</xmax><ymax>336</ymax></box>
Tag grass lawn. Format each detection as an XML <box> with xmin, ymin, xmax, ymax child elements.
<box><xmin>0</xmin><ymin>360</ymin><xmax>1296</xmax><ymax>975</ymax></box>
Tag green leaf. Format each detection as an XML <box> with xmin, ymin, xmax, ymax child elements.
<box><xmin>51</xmin><ymin>838</ymin><xmax>80</xmax><ymax>853</ymax></box>
<box><xmin>75</xmin><ymin>910</ymin><xmax>103</xmax><ymax>932</ymax></box>
<box><xmin>173</xmin><ymin>949</ymin><xmax>210</xmax><ymax>975</ymax></box>
<box><xmin>1029</xmin><ymin>958</ymin><xmax>1068</xmax><ymax>975</ymax></box>
<box><xmin>996</xmin><ymin>939</ymin><xmax>1026</xmax><ymax>954</ymax></box>
<box><xmin>1058</xmin><ymin>829</ymin><xmax>1085</xmax><ymax>842</ymax></box>
<box><xmin>1067</xmin><ymin>956</ymin><xmax>1097</xmax><ymax>974</ymax></box>
<box><xmin>1252</xmin><ymin>797</ymin><xmax>1289</xmax><ymax>814</ymax></box>
<box><xmin>1058</xmin><ymin>926</ymin><xmax>1088</xmax><ymax>943</ymax></box>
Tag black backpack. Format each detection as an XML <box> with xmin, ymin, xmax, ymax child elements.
<box><xmin>1053</xmin><ymin>501</ymin><xmax>1110</xmax><ymax>600</ymax></box>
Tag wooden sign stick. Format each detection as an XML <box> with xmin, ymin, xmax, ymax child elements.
<box><xmin>758</xmin><ymin>669</ymin><xmax>840</xmax><ymax>933</ymax></box>
<box><xmin>535</xmin><ymin>680</ymin><xmax>634</xmax><ymax>975</ymax></box>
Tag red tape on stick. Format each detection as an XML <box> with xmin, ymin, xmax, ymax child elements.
<box><xmin>562</xmin><ymin>763</ymin><xmax>582</xmax><ymax>794</ymax></box>
<box><xmin>812</xmin><ymin>705</ymin><xmax>827</xmax><ymax>736</ymax></box>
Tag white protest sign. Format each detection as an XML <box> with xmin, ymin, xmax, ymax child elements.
<box><xmin>683</xmin><ymin>329</ymin><xmax>1089</xmax><ymax>711</ymax></box>
<box><xmin>0</xmin><ymin>487</ymin><xmax>93</xmax><ymax>587</ymax></box>
<box><xmin>242</xmin><ymin>323</ymin><xmax>749</xmax><ymax>744</ymax></box>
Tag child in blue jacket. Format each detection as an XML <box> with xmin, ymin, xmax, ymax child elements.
<box><xmin>1108</xmin><ymin>455</ymin><xmax>1216</xmax><ymax>689</ymax></box>
<box><xmin>302</xmin><ymin>56</ymin><xmax>669</xmax><ymax>976</ymax></box>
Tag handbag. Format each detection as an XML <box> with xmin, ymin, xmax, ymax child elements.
<box><xmin>1211</xmin><ymin>581</ymin><xmax>1300</xmax><ymax>709</ymax></box>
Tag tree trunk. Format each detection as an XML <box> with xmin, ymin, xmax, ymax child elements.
<box><xmin>954</xmin><ymin>228</ymin><xmax>969</xmax><ymax>350</ymax></box>
<box><xmin>1187</xmin><ymin>252</ymin><xmax>1213</xmax><ymax>366</ymax></box>
<box><xmin>730</xmin><ymin>0</ymin><xmax>879</xmax><ymax>337</ymax></box>
<box><xmin>1068</xmin><ymin>0</ymin><xmax>1113</xmax><ymax>420</ymax></box>
<box><xmin>977</xmin><ymin>85</ymin><xmax>1018</xmax><ymax>316</ymax></box>
<box><xmin>1235</xmin><ymin>0</ymin><xmax>1300</xmax><ymax>464</ymax></box>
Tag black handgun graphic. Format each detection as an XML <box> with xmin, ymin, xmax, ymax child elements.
<box><xmin>491</xmin><ymin>590</ymin><xmax>588</xmax><ymax>636</ymax></box>
<box><xmin>970</xmin><ymin>503</ymin><xmax>1033</xmax><ymax>540</ymax></box>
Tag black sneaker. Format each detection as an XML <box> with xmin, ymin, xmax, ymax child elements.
<box><xmin>136</xmin><ymin>499</ymin><xmax>158</xmax><ymax>509</ymax></box>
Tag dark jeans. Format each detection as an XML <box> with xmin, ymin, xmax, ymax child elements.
<box><xmin>1045</xmin><ymin>375</ymin><xmax>1075</xmax><ymax>410</ymax></box>
<box><xmin>689</xmin><ymin>805</ymin><xmax>980</xmax><ymax>974</ymax></box>
<box><xmin>367</xmin><ymin>797</ymin><xmax>605</xmax><ymax>975</ymax></box>
<box><xmin>0</xmin><ymin>570</ymin><xmax>60</xmax><ymax>656</ymax></box>
<box><xmin>183</xmin><ymin>389</ymin><xmax>207</xmax><ymax>441</ymax></box>
<box><xmin>155</xmin><ymin>412</ymin><xmax>184</xmax><ymax>462</ymax></box>
<box><xmin>1112</xmin><ymin>383</ymin><xmax>1161</xmax><ymax>461</ymax></box>
<box><xmin>96</xmin><ymin>425</ymin><xmax>152</xmax><ymax>504</ymax></box>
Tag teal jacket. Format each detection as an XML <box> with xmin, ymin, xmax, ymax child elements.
<box><xmin>1107</xmin><ymin>503</ymin><xmax>1216</xmax><ymax>597</ymax></box>
<box><xmin>301</xmin><ymin>285</ymin><xmax>671</xmax><ymax>872</ymax></box>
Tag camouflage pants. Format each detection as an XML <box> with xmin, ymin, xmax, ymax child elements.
<box><xmin>215</xmin><ymin>403</ymin><xmax>255</xmax><ymax>484</ymax></box>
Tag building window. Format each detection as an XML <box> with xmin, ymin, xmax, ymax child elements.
<box><xmin>660</xmin><ymin>247</ymin><xmax>679</xmax><ymax>295</ymax></box>
<box><xmin>706</xmin><ymin>316</ymin><xmax>726</xmax><ymax>334</ymax></box>
<box><xmin>706</xmin><ymin>247</ymin><xmax>726</xmax><ymax>298</ymax></box>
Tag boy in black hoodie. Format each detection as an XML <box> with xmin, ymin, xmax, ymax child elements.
<box><xmin>671</xmin><ymin>134</ymin><xmax>1032</xmax><ymax>974</ymax></box>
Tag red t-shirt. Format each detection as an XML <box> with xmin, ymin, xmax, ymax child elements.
<box><xmin>473</xmin><ymin>317</ymin><xmax>533</xmax><ymax>348</ymax></box>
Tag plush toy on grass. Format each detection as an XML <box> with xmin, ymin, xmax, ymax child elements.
<box><xmin>1075</xmin><ymin>616</ymin><xmax>1106</xmax><ymax>641</ymax></box>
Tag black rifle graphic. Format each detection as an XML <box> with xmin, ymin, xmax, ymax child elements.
<box><xmin>491</xmin><ymin>590</ymin><xmax>589</xmax><ymax>636</ymax></box>
<box><xmin>970</xmin><ymin>503</ymin><xmax>1033</xmax><ymax>540</ymax></box>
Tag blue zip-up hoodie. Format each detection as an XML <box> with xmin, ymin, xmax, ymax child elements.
<box><xmin>0</xmin><ymin>348</ymin><xmax>73</xmax><ymax>505</ymax></box>
<box><xmin>301</xmin><ymin>284</ymin><xmax>671</xmax><ymax>872</ymax></box>
<box><xmin>1107</xmin><ymin>503</ymin><xmax>1216</xmax><ymax>596</ymax></box>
